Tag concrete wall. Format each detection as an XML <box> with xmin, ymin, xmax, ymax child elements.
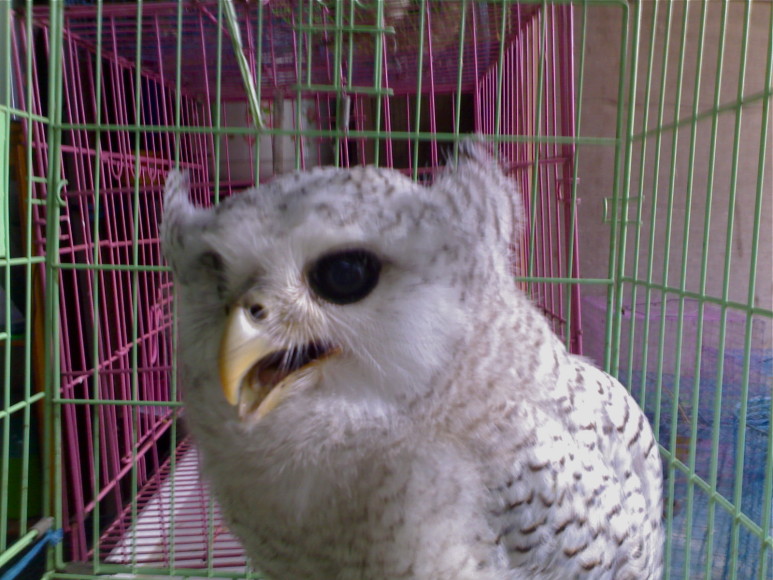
<box><xmin>218</xmin><ymin>99</ymin><xmax>328</xmax><ymax>185</ymax></box>
<box><xmin>575</xmin><ymin>1</ymin><xmax>772</xmax><ymax>321</ymax></box>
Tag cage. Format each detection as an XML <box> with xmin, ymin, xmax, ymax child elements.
<box><xmin>1</xmin><ymin>1</ymin><xmax>771</xmax><ymax>579</ymax></box>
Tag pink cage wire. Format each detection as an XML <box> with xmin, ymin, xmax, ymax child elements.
<box><xmin>11</xmin><ymin>0</ymin><xmax>581</xmax><ymax>568</ymax></box>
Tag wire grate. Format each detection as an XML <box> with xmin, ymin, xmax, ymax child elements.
<box><xmin>1</xmin><ymin>1</ymin><xmax>771</xmax><ymax>579</ymax></box>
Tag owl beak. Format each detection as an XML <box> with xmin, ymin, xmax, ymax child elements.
<box><xmin>218</xmin><ymin>305</ymin><xmax>278</xmax><ymax>417</ymax></box>
<box><xmin>219</xmin><ymin>305</ymin><xmax>338</xmax><ymax>421</ymax></box>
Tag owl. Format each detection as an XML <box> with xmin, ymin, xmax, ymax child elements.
<box><xmin>161</xmin><ymin>144</ymin><xmax>663</xmax><ymax>579</ymax></box>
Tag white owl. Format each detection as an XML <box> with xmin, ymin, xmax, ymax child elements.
<box><xmin>161</xmin><ymin>144</ymin><xmax>663</xmax><ymax>579</ymax></box>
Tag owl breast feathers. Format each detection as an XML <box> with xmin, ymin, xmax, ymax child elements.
<box><xmin>161</xmin><ymin>145</ymin><xmax>664</xmax><ymax>580</ymax></box>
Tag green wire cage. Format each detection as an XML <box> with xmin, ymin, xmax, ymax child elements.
<box><xmin>0</xmin><ymin>0</ymin><xmax>771</xmax><ymax>578</ymax></box>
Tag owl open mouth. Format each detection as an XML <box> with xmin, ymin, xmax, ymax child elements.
<box><xmin>219</xmin><ymin>306</ymin><xmax>341</xmax><ymax>421</ymax></box>
<box><xmin>236</xmin><ymin>342</ymin><xmax>339</xmax><ymax>420</ymax></box>
<box><xmin>251</xmin><ymin>342</ymin><xmax>334</xmax><ymax>390</ymax></box>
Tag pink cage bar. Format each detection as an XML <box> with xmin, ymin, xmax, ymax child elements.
<box><xmin>11</xmin><ymin>0</ymin><xmax>581</xmax><ymax>569</ymax></box>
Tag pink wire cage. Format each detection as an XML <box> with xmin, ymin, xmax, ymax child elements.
<box><xmin>11</xmin><ymin>0</ymin><xmax>581</xmax><ymax>568</ymax></box>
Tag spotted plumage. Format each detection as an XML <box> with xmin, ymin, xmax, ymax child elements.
<box><xmin>161</xmin><ymin>144</ymin><xmax>663</xmax><ymax>579</ymax></box>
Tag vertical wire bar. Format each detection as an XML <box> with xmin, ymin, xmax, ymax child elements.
<box><xmin>213</xmin><ymin>1</ymin><xmax>224</xmax><ymax>204</ymax></box>
<box><xmin>381</xmin><ymin>49</ymin><xmax>393</xmax><ymax>168</ymax></box>
<box><xmin>411</xmin><ymin>0</ymin><xmax>427</xmax><ymax>180</ymax></box>
<box><xmin>554</xmin><ymin>4</ymin><xmax>585</xmax><ymax>354</ymax></box>
<box><xmin>208</xmin><ymin>6</ymin><xmax>227</xmax><ymax>570</ymax></box>
<box><xmin>424</xmin><ymin>5</ymin><xmax>438</xmax><ymax>171</ymax></box>
<box><xmin>744</xmin><ymin>8</ymin><xmax>773</xmax><ymax>580</ymax></box>
<box><xmin>0</xmin><ymin>0</ymin><xmax>11</xmax><ymax>553</ymax></box>
<box><xmin>4</xmin><ymin>8</ymin><xmax>13</xmax><ymax>554</ymax></box>
<box><xmin>677</xmin><ymin>2</ymin><xmax>711</xmax><ymax>574</ymax></box>
<box><xmin>331</xmin><ymin>0</ymin><xmax>343</xmax><ymax>165</ymax></box>
<box><xmin>129</xmin><ymin>0</ymin><xmax>146</xmax><ymax>571</ymax></box>
<box><xmin>726</xmin><ymin>2</ymin><xmax>754</xmax><ymax>575</ymax></box>
<box><xmin>72</xmin><ymin>26</ymin><xmax>99</xmax><ymax>553</ymax></box>
<box><xmin>452</xmin><ymin>0</ymin><xmax>469</xmax><ymax>162</ymax></box>
<box><xmin>700</xmin><ymin>2</ymin><xmax>731</xmax><ymax>573</ymax></box>
<box><xmin>636</xmin><ymin>0</ymin><xmax>664</xmax><ymax>463</ymax></box>
<box><xmin>173</xmin><ymin>2</ymin><xmax>183</xmax><ymax>169</ymax></box>
<box><xmin>603</xmin><ymin>0</ymin><xmax>632</xmax><ymax>375</ymax></box>
<box><xmin>155</xmin><ymin>18</ymin><xmax>172</xmax><ymax>164</ymax></box>
<box><xmin>57</xmin><ymin>35</ymin><xmax>92</xmax><ymax>555</ymax></box>
<box><xmin>660</xmin><ymin>3</ymin><xmax>693</xmax><ymax>498</ymax></box>
<box><xmin>44</xmin><ymin>0</ymin><xmax>65</xmax><ymax>571</ymax></box>
<box><xmin>171</xmin><ymin>242</ymin><xmax>181</xmax><ymax>575</ymax></box>
<box><xmin>536</xmin><ymin>18</ymin><xmax>550</xmax><ymax>307</ymax></box>
<box><xmin>221</xmin><ymin>103</ymin><xmax>234</xmax><ymax>190</ymax></box>
<box><xmin>167</xmin><ymin>3</ymin><xmax>186</xmax><ymax>570</ymax></box>
<box><xmin>22</xmin><ymin>15</ymin><xmax>50</xmax><ymax>556</ymax></box>
<box><xmin>523</xmin><ymin>8</ymin><xmax>536</xmax><ymax>282</ymax></box>
<box><xmin>739</xmin><ymin>5</ymin><xmax>773</xmax><ymax>578</ymax></box>
<box><xmin>24</xmin><ymin>5</ymin><xmax>47</xmax><ymax>563</ymax></box>
<box><xmin>0</xmin><ymin>0</ymin><xmax>17</xmax><ymax>554</ymax></box>
<box><xmin>196</xmin><ymin>12</ymin><xmax>215</xmax><ymax>190</ymax></box>
<box><xmin>546</xmin><ymin>9</ymin><xmax>557</xmax><ymax>332</ymax></box>
<box><xmin>651</xmin><ymin>4</ymin><xmax>693</xmax><ymax>576</ymax></box>
<box><xmin>371</xmin><ymin>0</ymin><xmax>385</xmax><ymax>166</ymax></box>
<box><xmin>302</xmin><ymin>2</ymin><xmax>316</xmax><ymax>170</ymax></box>
<box><xmin>109</xmin><ymin>28</ymin><xmax>130</xmax><ymax>524</ymax></box>
<box><xmin>253</xmin><ymin>1</ymin><xmax>265</xmax><ymax>181</ymax></box>
<box><xmin>356</xmin><ymin>96</ymin><xmax>366</xmax><ymax>165</ymax></box>
<box><xmin>17</xmin><ymin>7</ymin><xmax>32</xmax><ymax>559</ymax></box>
<box><xmin>680</xmin><ymin>2</ymin><xmax>718</xmax><ymax>577</ymax></box>
<box><xmin>471</xmin><ymin>5</ymin><xmax>481</xmax><ymax>140</ymax></box>
<box><xmin>642</xmin><ymin>2</ymin><xmax>679</xmax><ymax>571</ymax></box>
<box><xmin>405</xmin><ymin>94</ymin><xmax>412</xmax><ymax>176</ymax></box>
<box><xmin>626</xmin><ymin>0</ymin><xmax>658</xmax><ymax>431</ymax></box>
<box><xmin>561</xmin><ymin>2</ymin><xmax>584</xmax><ymax>355</ymax></box>
<box><xmin>526</xmin><ymin>4</ymin><xmax>547</xmax><ymax>295</ymax></box>
<box><xmin>298</xmin><ymin>0</ymin><xmax>320</xmax><ymax>170</ymax></box>
<box><xmin>345</xmin><ymin>0</ymin><xmax>356</xmax><ymax>167</ymax></box>
<box><xmin>493</xmin><ymin>0</ymin><xmax>508</xmax><ymax>160</ymax></box>
<box><xmin>223</xmin><ymin>0</ymin><xmax>264</xmax><ymax>132</ymax></box>
<box><xmin>90</xmin><ymin>1</ymin><xmax>105</xmax><ymax>572</ymax></box>
<box><xmin>544</xmin><ymin>10</ymin><xmax>556</xmax><ymax>330</ymax></box>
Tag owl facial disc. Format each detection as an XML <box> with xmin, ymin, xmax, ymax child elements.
<box><xmin>218</xmin><ymin>305</ymin><xmax>337</xmax><ymax>421</ymax></box>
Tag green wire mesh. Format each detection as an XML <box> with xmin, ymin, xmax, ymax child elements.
<box><xmin>0</xmin><ymin>1</ymin><xmax>771</xmax><ymax>579</ymax></box>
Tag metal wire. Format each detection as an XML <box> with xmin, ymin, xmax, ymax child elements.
<box><xmin>1</xmin><ymin>1</ymin><xmax>771</xmax><ymax>579</ymax></box>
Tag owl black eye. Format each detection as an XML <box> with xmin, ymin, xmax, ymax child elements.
<box><xmin>308</xmin><ymin>250</ymin><xmax>381</xmax><ymax>305</ymax></box>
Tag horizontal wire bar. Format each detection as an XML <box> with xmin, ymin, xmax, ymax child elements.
<box><xmin>292</xmin><ymin>84</ymin><xmax>394</xmax><ymax>96</ymax></box>
<box><xmin>0</xmin><ymin>106</ymin><xmax>50</xmax><ymax>124</ymax></box>
<box><xmin>54</xmin><ymin>124</ymin><xmax>621</xmax><ymax>146</ymax></box>
<box><xmin>0</xmin><ymin>529</ymin><xmax>40</xmax><ymax>570</ymax></box>
<box><xmin>631</xmin><ymin>89</ymin><xmax>772</xmax><ymax>141</ymax></box>
<box><xmin>53</xmin><ymin>399</ymin><xmax>182</xmax><ymax>407</ymax></box>
<box><xmin>56</xmin><ymin>263</ymin><xmax>170</xmax><ymax>273</ymax></box>
<box><xmin>619</xmin><ymin>277</ymin><xmax>773</xmax><ymax>318</ymax></box>
<box><xmin>660</xmin><ymin>445</ymin><xmax>773</xmax><ymax>544</ymax></box>
<box><xmin>50</xmin><ymin>567</ymin><xmax>260</xmax><ymax>580</ymax></box>
<box><xmin>293</xmin><ymin>24</ymin><xmax>395</xmax><ymax>34</ymax></box>
<box><xmin>0</xmin><ymin>392</ymin><xmax>47</xmax><ymax>420</ymax></box>
<box><xmin>515</xmin><ymin>276</ymin><xmax>613</xmax><ymax>285</ymax></box>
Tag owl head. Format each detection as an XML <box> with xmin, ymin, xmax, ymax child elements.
<box><xmin>161</xmin><ymin>145</ymin><xmax>522</xmax><ymax>429</ymax></box>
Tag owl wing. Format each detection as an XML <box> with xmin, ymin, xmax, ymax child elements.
<box><xmin>489</xmin><ymin>360</ymin><xmax>663</xmax><ymax>577</ymax></box>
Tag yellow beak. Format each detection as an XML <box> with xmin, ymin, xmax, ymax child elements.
<box><xmin>218</xmin><ymin>306</ymin><xmax>279</xmax><ymax>417</ymax></box>
<box><xmin>219</xmin><ymin>304</ymin><xmax>338</xmax><ymax>420</ymax></box>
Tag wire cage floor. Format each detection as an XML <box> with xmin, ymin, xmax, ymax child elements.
<box><xmin>1</xmin><ymin>0</ymin><xmax>772</xmax><ymax>579</ymax></box>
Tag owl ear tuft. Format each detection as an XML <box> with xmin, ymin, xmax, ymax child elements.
<box><xmin>454</xmin><ymin>136</ymin><xmax>497</xmax><ymax>167</ymax></box>
<box><xmin>163</xmin><ymin>170</ymin><xmax>195</xmax><ymax>219</ymax></box>
<box><xmin>161</xmin><ymin>170</ymin><xmax>214</xmax><ymax>276</ymax></box>
<box><xmin>436</xmin><ymin>138</ymin><xmax>525</xmax><ymax>272</ymax></box>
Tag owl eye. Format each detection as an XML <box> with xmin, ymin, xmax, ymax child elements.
<box><xmin>308</xmin><ymin>249</ymin><xmax>381</xmax><ymax>305</ymax></box>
